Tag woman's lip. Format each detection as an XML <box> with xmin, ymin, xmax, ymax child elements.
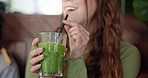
<box><xmin>64</xmin><ymin>6</ymin><xmax>78</xmax><ymax>14</ymax></box>
<box><xmin>66</xmin><ymin>10</ymin><xmax>75</xmax><ymax>14</ymax></box>
<box><xmin>64</xmin><ymin>5</ymin><xmax>78</xmax><ymax>9</ymax></box>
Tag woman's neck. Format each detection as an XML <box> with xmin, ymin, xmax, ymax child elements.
<box><xmin>85</xmin><ymin>17</ymin><xmax>98</xmax><ymax>35</ymax></box>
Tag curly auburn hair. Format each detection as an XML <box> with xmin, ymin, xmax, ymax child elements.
<box><xmin>85</xmin><ymin>0</ymin><xmax>122</xmax><ymax>78</ymax></box>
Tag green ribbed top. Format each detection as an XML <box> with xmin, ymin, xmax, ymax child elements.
<box><xmin>25</xmin><ymin>42</ymin><xmax>140</xmax><ymax>78</ymax></box>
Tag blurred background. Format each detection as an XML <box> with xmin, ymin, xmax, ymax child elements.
<box><xmin>0</xmin><ymin>0</ymin><xmax>147</xmax><ymax>78</ymax></box>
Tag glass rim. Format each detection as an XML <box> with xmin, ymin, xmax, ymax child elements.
<box><xmin>38</xmin><ymin>32</ymin><xmax>66</xmax><ymax>35</ymax></box>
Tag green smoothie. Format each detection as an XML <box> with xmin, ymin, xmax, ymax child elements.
<box><xmin>38</xmin><ymin>42</ymin><xmax>66</xmax><ymax>74</ymax></box>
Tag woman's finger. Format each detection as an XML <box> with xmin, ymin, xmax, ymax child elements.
<box><xmin>71</xmin><ymin>34</ymin><xmax>82</xmax><ymax>46</ymax></box>
<box><xmin>64</xmin><ymin>20</ymin><xmax>90</xmax><ymax>37</ymax></box>
<box><xmin>70</xmin><ymin>27</ymin><xmax>89</xmax><ymax>43</ymax></box>
<box><xmin>30</xmin><ymin>55</ymin><xmax>44</xmax><ymax>65</ymax></box>
<box><xmin>80</xmin><ymin>29</ymin><xmax>90</xmax><ymax>44</ymax></box>
<box><xmin>70</xmin><ymin>29</ymin><xmax>83</xmax><ymax>46</ymax></box>
<box><xmin>30</xmin><ymin>64</ymin><xmax>41</xmax><ymax>73</ymax></box>
<box><xmin>63</xmin><ymin>20</ymin><xmax>79</xmax><ymax>27</ymax></box>
<box><xmin>80</xmin><ymin>27</ymin><xmax>90</xmax><ymax>36</ymax></box>
<box><xmin>70</xmin><ymin>29</ymin><xmax>88</xmax><ymax>44</ymax></box>
<box><xmin>69</xmin><ymin>26</ymin><xmax>89</xmax><ymax>37</ymax></box>
<box><xmin>69</xmin><ymin>26</ymin><xmax>81</xmax><ymax>34</ymax></box>
<box><xmin>32</xmin><ymin>38</ymin><xmax>40</xmax><ymax>49</ymax></box>
<box><xmin>29</xmin><ymin>48</ymin><xmax>43</xmax><ymax>58</ymax></box>
<box><xmin>64</xmin><ymin>20</ymin><xmax>90</xmax><ymax>44</ymax></box>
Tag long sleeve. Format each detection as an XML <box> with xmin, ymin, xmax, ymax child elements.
<box><xmin>25</xmin><ymin>56</ymin><xmax>88</xmax><ymax>78</ymax></box>
<box><xmin>25</xmin><ymin>56</ymin><xmax>38</xmax><ymax>78</ymax></box>
<box><xmin>66</xmin><ymin>57</ymin><xmax>88</xmax><ymax>78</ymax></box>
<box><xmin>120</xmin><ymin>42</ymin><xmax>141</xmax><ymax>78</ymax></box>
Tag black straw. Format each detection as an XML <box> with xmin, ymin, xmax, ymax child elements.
<box><xmin>59</xmin><ymin>15</ymin><xmax>69</xmax><ymax>33</ymax></box>
<box><xmin>56</xmin><ymin>15</ymin><xmax>69</xmax><ymax>43</ymax></box>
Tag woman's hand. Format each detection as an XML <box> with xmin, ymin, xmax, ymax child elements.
<box><xmin>29</xmin><ymin>38</ymin><xmax>44</xmax><ymax>73</ymax></box>
<box><xmin>63</xmin><ymin>20</ymin><xmax>90</xmax><ymax>59</ymax></box>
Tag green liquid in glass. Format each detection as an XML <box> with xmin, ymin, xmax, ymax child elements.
<box><xmin>38</xmin><ymin>42</ymin><xmax>66</xmax><ymax>74</ymax></box>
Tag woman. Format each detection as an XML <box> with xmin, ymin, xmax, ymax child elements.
<box><xmin>26</xmin><ymin>0</ymin><xmax>140</xmax><ymax>78</ymax></box>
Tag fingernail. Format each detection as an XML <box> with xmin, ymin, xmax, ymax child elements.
<box><xmin>63</xmin><ymin>20</ymin><xmax>66</xmax><ymax>23</ymax></box>
<box><xmin>37</xmin><ymin>64</ymin><xmax>41</xmax><ymax>68</ymax></box>
<box><xmin>40</xmin><ymin>55</ymin><xmax>44</xmax><ymax>58</ymax></box>
<box><xmin>35</xmin><ymin>38</ymin><xmax>38</xmax><ymax>40</ymax></box>
<box><xmin>39</xmin><ymin>48</ymin><xmax>43</xmax><ymax>51</ymax></box>
<box><xmin>35</xmin><ymin>38</ymin><xmax>39</xmax><ymax>41</ymax></box>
